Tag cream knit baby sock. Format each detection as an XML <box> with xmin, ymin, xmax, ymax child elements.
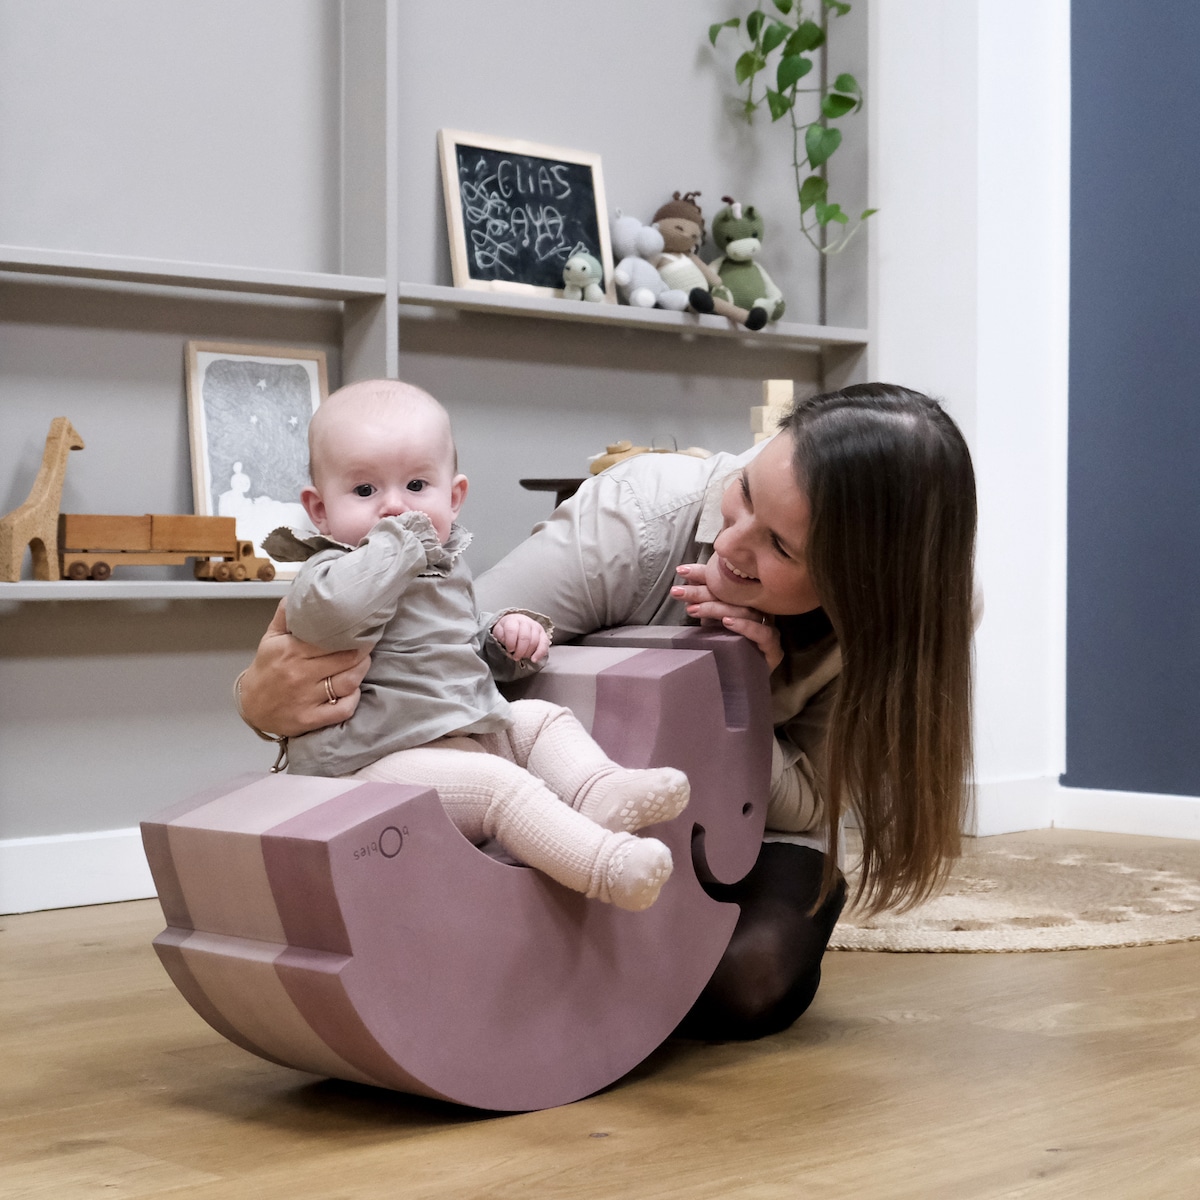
<box><xmin>574</xmin><ymin>766</ymin><xmax>691</xmax><ymax>834</ymax></box>
<box><xmin>592</xmin><ymin>834</ymin><xmax>674</xmax><ymax>912</ymax></box>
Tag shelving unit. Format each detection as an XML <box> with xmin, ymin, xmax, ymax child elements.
<box><xmin>0</xmin><ymin>0</ymin><xmax>872</xmax><ymax>907</ymax></box>
<box><xmin>396</xmin><ymin>282</ymin><xmax>868</xmax><ymax>351</ymax></box>
<box><xmin>0</xmin><ymin>580</ymin><xmax>289</xmax><ymax>602</ymax></box>
<box><xmin>0</xmin><ymin>245</ymin><xmax>385</xmax><ymax>301</ymax></box>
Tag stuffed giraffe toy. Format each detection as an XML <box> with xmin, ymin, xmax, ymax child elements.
<box><xmin>0</xmin><ymin>417</ymin><xmax>85</xmax><ymax>582</ymax></box>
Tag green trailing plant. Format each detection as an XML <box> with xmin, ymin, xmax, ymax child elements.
<box><xmin>708</xmin><ymin>0</ymin><xmax>875</xmax><ymax>254</ymax></box>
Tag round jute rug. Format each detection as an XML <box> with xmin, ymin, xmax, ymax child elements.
<box><xmin>829</xmin><ymin>829</ymin><xmax>1200</xmax><ymax>953</ymax></box>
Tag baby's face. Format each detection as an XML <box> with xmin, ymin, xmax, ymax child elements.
<box><xmin>304</xmin><ymin>406</ymin><xmax>466</xmax><ymax>547</ymax></box>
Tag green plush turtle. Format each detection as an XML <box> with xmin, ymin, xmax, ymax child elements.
<box><xmin>710</xmin><ymin>198</ymin><xmax>786</xmax><ymax>323</ymax></box>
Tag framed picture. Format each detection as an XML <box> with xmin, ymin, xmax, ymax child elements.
<box><xmin>438</xmin><ymin>129</ymin><xmax>615</xmax><ymax>301</ymax></box>
<box><xmin>185</xmin><ymin>341</ymin><xmax>328</xmax><ymax>579</ymax></box>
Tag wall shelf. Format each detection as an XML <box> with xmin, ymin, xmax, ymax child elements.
<box><xmin>0</xmin><ymin>580</ymin><xmax>289</xmax><ymax>602</ymax></box>
<box><xmin>396</xmin><ymin>282</ymin><xmax>869</xmax><ymax>351</ymax></box>
<box><xmin>0</xmin><ymin>244</ymin><xmax>386</xmax><ymax>301</ymax></box>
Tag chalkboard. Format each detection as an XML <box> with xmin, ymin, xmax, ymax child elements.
<box><xmin>438</xmin><ymin>130</ymin><xmax>615</xmax><ymax>301</ymax></box>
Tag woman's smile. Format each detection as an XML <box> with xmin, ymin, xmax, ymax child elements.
<box><xmin>718</xmin><ymin>556</ymin><xmax>759</xmax><ymax>583</ymax></box>
<box><xmin>706</xmin><ymin>433</ymin><xmax>822</xmax><ymax>615</ymax></box>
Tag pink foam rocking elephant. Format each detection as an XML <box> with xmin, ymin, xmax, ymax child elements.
<box><xmin>141</xmin><ymin>627</ymin><xmax>771</xmax><ymax>1111</ymax></box>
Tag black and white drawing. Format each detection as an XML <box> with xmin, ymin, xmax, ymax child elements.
<box><xmin>186</xmin><ymin>342</ymin><xmax>328</xmax><ymax>579</ymax></box>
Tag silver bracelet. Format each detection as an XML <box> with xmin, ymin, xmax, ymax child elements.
<box><xmin>234</xmin><ymin>670</ymin><xmax>289</xmax><ymax>773</ymax></box>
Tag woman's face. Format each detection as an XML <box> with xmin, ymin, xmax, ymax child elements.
<box><xmin>706</xmin><ymin>432</ymin><xmax>822</xmax><ymax>615</ymax></box>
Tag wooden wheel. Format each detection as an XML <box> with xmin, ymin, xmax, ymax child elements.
<box><xmin>232</xmin><ymin>562</ymin><xmax>248</xmax><ymax>581</ymax></box>
<box><xmin>91</xmin><ymin>561</ymin><xmax>112</xmax><ymax>580</ymax></box>
<box><xmin>66</xmin><ymin>561</ymin><xmax>89</xmax><ymax>580</ymax></box>
<box><xmin>256</xmin><ymin>562</ymin><xmax>276</xmax><ymax>581</ymax></box>
<box><xmin>213</xmin><ymin>562</ymin><xmax>233</xmax><ymax>582</ymax></box>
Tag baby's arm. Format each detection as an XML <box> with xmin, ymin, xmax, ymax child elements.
<box><xmin>478</xmin><ymin>608</ymin><xmax>554</xmax><ymax>682</ymax></box>
<box><xmin>287</xmin><ymin>513</ymin><xmax>442</xmax><ymax>651</ymax></box>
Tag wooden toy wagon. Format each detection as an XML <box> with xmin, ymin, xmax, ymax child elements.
<box><xmin>58</xmin><ymin>513</ymin><xmax>276</xmax><ymax>582</ymax></box>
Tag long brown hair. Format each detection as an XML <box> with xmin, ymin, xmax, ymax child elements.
<box><xmin>783</xmin><ymin>384</ymin><xmax>977</xmax><ymax>914</ymax></box>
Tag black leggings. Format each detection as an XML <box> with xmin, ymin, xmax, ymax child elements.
<box><xmin>674</xmin><ymin>842</ymin><xmax>847</xmax><ymax>1041</ymax></box>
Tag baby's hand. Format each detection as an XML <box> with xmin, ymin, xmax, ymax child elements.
<box><xmin>492</xmin><ymin>613</ymin><xmax>550</xmax><ymax>664</ymax></box>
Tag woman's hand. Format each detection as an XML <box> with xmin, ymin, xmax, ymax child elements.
<box><xmin>237</xmin><ymin>600</ymin><xmax>371</xmax><ymax>737</ymax></box>
<box><xmin>670</xmin><ymin>563</ymin><xmax>784</xmax><ymax>672</ymax></box>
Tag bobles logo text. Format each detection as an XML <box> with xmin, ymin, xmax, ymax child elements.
<box><xmin>353</xmin><ymin>825</ymin><xmax>407</xmax><ymax>861</ymax></box>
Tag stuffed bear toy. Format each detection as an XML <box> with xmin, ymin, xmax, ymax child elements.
<box><xmin>610</xmin><ymin>210</ymin><xmax>689</xmax><ymax>310</ymax></box>
<box><xmin>710</xmin><ymin>198</ymin><xmax>786</xmax><ymax>323</ymax></box>
<box><xmin>561</xmin><ymin>252</ymin><xmax>605</xmax><ymax>302</ymax></box>
<box><xmin>651</xmin><ymin>192</ymin><xmax>767</xmax><ymax>331</ymax></box>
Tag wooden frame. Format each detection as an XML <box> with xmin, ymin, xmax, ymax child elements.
<box><xmin>438</xmin><ymin>129</ymin><xmax>615</xmax><ymax>301</ymax></box>
<box><xmin>185</xmin><ymin>341</ymin><xmax>328</xmax><ymax>580</ymax></box>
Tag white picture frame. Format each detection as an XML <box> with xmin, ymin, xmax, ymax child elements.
<box><xmin>185</xmin><ymin>341</ymin><xmax>328</xmax><ymax>580</ymax></box>
<box><xmin>438</xmin><ymin>128</ymin><xmax>616</xmax><ymax>301</ymax></box>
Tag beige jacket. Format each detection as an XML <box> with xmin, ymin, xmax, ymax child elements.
<box><xmin>475</xmin><ymin>443</ymin><xmax>839</xmax><ymax>838</ymax></box>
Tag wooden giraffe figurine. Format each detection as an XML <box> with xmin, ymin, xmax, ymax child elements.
<box><xmin>0</xmin><ymin>417</ymin><xmax>85</xmax><ymax>582</ymax></box>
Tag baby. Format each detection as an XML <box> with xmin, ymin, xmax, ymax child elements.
<box><xmin>264</xmin><ymin>379</ymin><xmax>689</xmax><ymax>911</ymax></box>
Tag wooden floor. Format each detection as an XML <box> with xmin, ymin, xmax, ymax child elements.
<box><xmin>3</xmin><ymin>832</ymin><xmax>1199</xmax><ymax>1200</ymax></box>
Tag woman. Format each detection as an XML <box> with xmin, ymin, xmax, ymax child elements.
<box><xmin>236</xmin><ymin>382</ymin><xmax>978</xmax><ymax>1040</ymax></box>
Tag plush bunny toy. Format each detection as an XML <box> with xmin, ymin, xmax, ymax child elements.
<box><xmin>651</xmin><ymin>192</ymin><xmax>767</xmax><ymax>330</ymax></box>
<box><xmin>710</xmin><ymin>197</ymin><xmax>786</xmax><ymax>323</ymax></box>
<box><xmin>610</xmin><ymin>210</ymin><xmax>689</xmax><ymax>310</ymax></box>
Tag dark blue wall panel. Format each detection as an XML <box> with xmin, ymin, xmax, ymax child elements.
<box><xmin>1065</xmin><ymin>1</ymin><xmax>1200</xmax><ymax>794</ymax></box>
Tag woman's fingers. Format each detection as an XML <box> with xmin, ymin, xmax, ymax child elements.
<box><xmin>240</xmin><ymin>602</ymin><xmax>369</xmax><ymax>736</ymax></box>
<box><xmin>720</xmin><ymin>612</ymin><xmax>784</xmax><ymax>673</ymax></box>
<box><xmin>671</xmin><ymin>573</ymin><xmax>785</xmax><ymax>671</ymax></box>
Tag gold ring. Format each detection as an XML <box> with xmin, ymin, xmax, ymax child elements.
<box><xmin>323</xmin><ymin>675</ymin><xmax>339</xmax><ymax>705</ymax></box>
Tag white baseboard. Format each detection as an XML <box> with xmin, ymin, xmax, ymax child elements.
<box><xmin>968</xmin><ymin>776</ymin><xmax>1058</xmax><ymax>836</ymax></box>
<box><xmin>0</xmin><ymin>827</ymin><xmax>156</xmax><ymax>915</ymax></box>
<box><xmin>969</xmin><ymin>775</ymin><xmax>1200</xmax><ymax>841</ymax></box>
<box><xmin>1053</xmin><ymin>785</ymin><xmax>1200</xmax><ymax>840</ymax></box>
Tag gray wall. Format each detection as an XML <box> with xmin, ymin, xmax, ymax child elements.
<box><xmin>0</xmin><ymin>0</ymin><xmax>868</xmax><ymax>841</ymax></box>
<box><xmin>1065</xmin><ymin>0</ymin><xmax>1200</xmax><ymax>795</ymax></box>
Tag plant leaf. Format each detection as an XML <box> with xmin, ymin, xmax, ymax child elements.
<box><xmin>821</xmin><ymin>93</ymin><xmax>857</xmax><ymax>119</ymax></box>
<box><xmin>735</xmin><ymin>50</ymin><xmax>767</xmax><ymax>85</ymax></box>
<box><xmin>785</xmin><ymin>19</ymin><xmax>825</xmax><ymax>55</ymax></box>
<box><xmin>833</xmin><ymin>72</ymin><xmax>860</xmax><ymax>94</ymax></box>
<box><xmin>805</xmin><ymin>124</ymin><xmax>842</xmax><ymax>168</ymax></box>
<box><xmin>824</xmin><ymin>0</ymin><xmax>852</xmax><ymax>17</ymax></box>
<box><xmin>762</xmin><ymin>20</ymin><xmax>789</xmax><ymax>55</ymax></box>
<box><xmin>746</xmin><ymin>9</ymin><xmax>765</xmax><ymax>41</ymax></box>
<box><xmin>708</xmin><ymin>18</ymin><xmax>740</xmax><ymax>46</ymax></box>
<box><xmin>860</xmin><ymin>208</ymin><xmax>878</xmax><ymax>219</ymax></box>
<box><xmin>799</xmin><ymin>174</ymin><xmax>828</xmax><ymax>212</ymax></box>
<box><xmin>816</xmin><ymin>201</ymin><xmax>849</xmax><ymax>226</ymax></box>
<box><xmin>766</xmin><ymin>88</ymin><xmax>794</xmax><ymax>121</ymax></box>
<box><xmin>776</xmin><ymin>53</ymin><xmax>813</xmax><ymax>92</ymax></box>
<box><xmin>772</xmin><ymin>0</ymin><xmax>795</xmax><ymax>14</ymax></box>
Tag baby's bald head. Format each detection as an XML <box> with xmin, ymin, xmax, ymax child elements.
<box><xmin>308</xmin><ymin>379</ymin><xmax>456</xmax><ymax>485</ymax></box>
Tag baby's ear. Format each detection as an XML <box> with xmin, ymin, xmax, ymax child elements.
<box><xmin>450</xmin><ymin>474</ymin><xmax>468</xmax><ymax>518</ymax></box>
<box><xmin>300</xmin><ymin>485</ymin><xmax>327</xmax><ymax>532</ymax></box>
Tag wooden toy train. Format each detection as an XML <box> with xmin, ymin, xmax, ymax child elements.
<box><xmin>58</xmin><ymin>513</ymin><xmax>276</xmax><ymax>582</ymax></box>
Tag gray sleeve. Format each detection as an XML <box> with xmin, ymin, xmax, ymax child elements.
<box><xmin>474</xmin><ymin>471</ymin><xmax>656</xmax><ymax>643</ymax></box>
<box><xmin>285</xmin><ymin>515</ymin><xmax>434</xmax><ymax>651</ymax></box>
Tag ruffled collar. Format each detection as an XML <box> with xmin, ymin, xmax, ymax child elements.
<box><xmin>262</xmin><ymin>513</ymin><xmax>472</xmax><ymax>574</ymax></box>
